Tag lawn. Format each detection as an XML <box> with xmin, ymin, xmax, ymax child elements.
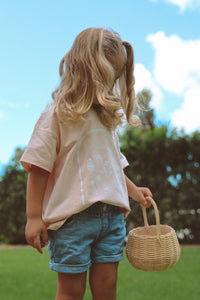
<box><xmin>0</xmin><ymin>246</ymin><xmax>199</xmax><ymax>300</ymax></box>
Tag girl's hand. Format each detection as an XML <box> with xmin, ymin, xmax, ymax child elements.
<box><xmin>25</xmin><ymin>218</ymin><xmax>48</xmax><ymax>254</ymax></box>
<box><xmin>128</xmin><ymin>186</ymin><xmax>152</xmax><ymax>208</ymax></box>
<box><xmin>131</xmin><ymin>187</ymin><xmax>152</xmax><ymax>208</ymax></box>
<box><xmin>124</xmin><ymin>175</ymin><xmax>152</xmax><ymax>208</ymax></box>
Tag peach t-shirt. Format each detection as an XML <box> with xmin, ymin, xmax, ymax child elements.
<box><xmin>20</xmin><ymin>103</ymin><xmax>130</xmax><ymax>230</ymax></box>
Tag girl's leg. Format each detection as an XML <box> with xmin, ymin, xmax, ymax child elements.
<box><xmin>89</xmin><ymin>262</ymin><xmax>119</xmax><ymax>300</ymax></box>
<box><xmin>56</xmin><ymin>272</ymin><xmax>87</xmax><ymax>300</ymax></box>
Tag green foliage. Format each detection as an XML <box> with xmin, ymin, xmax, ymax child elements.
<box><xmin>120</xmin><ymin>126</ymin><xmax>200</xmax><ymax>243</ymax></box>
<box><xmin>0</xmin><ymin>148</ymin><xmax>27</xmax><ymax>244</ymax></box>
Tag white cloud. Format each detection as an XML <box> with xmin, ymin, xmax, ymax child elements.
<box><xmin>166</xmin><ymin>0</ymin><xmax>200</xmax><ymax>12</ymax></box>
<box><xmin>146</xmin><ymin>31</ymin><xmax>200</xmax><ymax>132</ymax></box>
<box><xmin>147</xmin><ymin>31</ymin><xmax>200</xmax><ymax>95</ymax></box>
<box><xmin>171</xmin><ymin>85</ymin><xmax>200</xmax><ymax>132</ymax></box>
<box><xmin>149</xmin><ymin>0</ymin><xmax>200</xmax><ymax>12</ymax></box>
<box><xmin>134</xmin><ymin>63</ymin><xmax>164</xmax><ymax>112</ymax></box>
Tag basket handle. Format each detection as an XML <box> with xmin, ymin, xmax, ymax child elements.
<box><xmin>142</xmin><ymin>197</ymin><xmax>161</xmax><ymax>236</ymax></box>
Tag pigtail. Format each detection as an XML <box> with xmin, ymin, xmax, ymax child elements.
<box><xmin>122</xmin><ymin>42</ymin><xmax>135</xmax><ymax>97</ymax></box>
<box><xmin>59</xmin><ymin>57</ymin><xmax>65</xmax><ymax>77</ymax></box>
<box><xmin>122</xmin><ymin>41</ymin><xmax>139</xmax><ymax>127</ymax></box>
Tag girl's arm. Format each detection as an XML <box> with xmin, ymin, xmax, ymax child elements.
<box><xmin>25</xmin><ymin>165</ymin><xmax>49</xmax><ymax>254</ymax></box>
<box><xmin>125</xmin><ymin>174</ymin><xmax>152</xmax><ymax>208</ymax></box>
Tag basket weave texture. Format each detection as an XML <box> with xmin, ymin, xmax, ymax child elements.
<box><xmin>126</xmin><ymin>197</ymin><xmax>180</xmax><ymax>272</ymax></box>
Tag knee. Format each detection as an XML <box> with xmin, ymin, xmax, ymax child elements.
<box><xmin>89</xmin><ymin>263</ymin><xmax>119</xmax><ymax>299</ymax></box>
<box><xmin>90</xmin><ymin>271</ymin><xmax>118</xmax><ymax>292</ymax></box>
<box><xmin>56</xmin><ymin>286</ymin><xmax>85</xmax><ymax>300</ymax></box>
<box><xmin>102</xmin><ymin>272</ymin><xmax>118</xmax><ymax>288</ymax></box>
<box><xmin>56</xmin><ymin>272</ymin><xmax>86</xmax><ymax>300</ymax></box>
<box><xmin>56</xmin><ymin>288</ymin><xmax>85</xmax><ymax>300</ymax></box>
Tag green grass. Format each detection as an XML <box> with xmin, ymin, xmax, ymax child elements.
<box><xmin>0</xmin><ymin>247</ymin><xmax>199</xmax><ymax>300</ymax></box>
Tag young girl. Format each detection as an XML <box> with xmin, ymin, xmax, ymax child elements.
<box><xmin>21</xmin><ymin>28</ymin><xmax>152</xmax><ymax>300</ymax></box>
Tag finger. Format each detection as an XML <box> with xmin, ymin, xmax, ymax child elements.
<box><xmin>143</xmin><ymin>188</ymin><xmax>153</xmax><ymax>198</ymax></box>
<box><xmin>140</xmin><ymin>202</ymin><xmax>151</xmax><ymax>208</ymax></box>
<box><xmin>26</xmin><ymin>234</ymin><xmax>35</xmax><ymax>247</ymax></box>
<box><xmin>33</xmin><ymin>235</ymin><xmax>43</xmax><ymax>254</ymax></box>
<box><xmin>40</xmin><ymin>240</ymin><xmax>46</xmax><ymax>248</ymax></box>
<box><xmin>140</xmin><ymin>201</ymin><xmax>148</xmax><ymax>208</ymax></box>
<box><xmin>26</xmin><ymin>238</ymin><xmax>34</xmax><ymax>247</ymax></box>
<box><xmin>41</xmin><ymin>227</ymin><xmax>48</xmax><ymax>245</ymax></box>
<box><xmin>144</xmin><ymin>198</ymin><xmax>152</xmax><ymax>208</ymax></box>
<box><xmin>140</xmin><ymin>195</ymin><xmax>149</xmax><ymax>208</ymax></box>
<box><xmin>145</xmin><ymin>201</ymin><xmax>151</xmax><ymax>208</ymax></box>
<box><xmin>25</xmin><ymin>230</ymin><xmax>32</xmax><ymax>246</ymax></box>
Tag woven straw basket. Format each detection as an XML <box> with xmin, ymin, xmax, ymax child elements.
<box><xmin>126</xmin><ymin>197</ymin><xmax>180</xmax><ymax>272</ymax></box>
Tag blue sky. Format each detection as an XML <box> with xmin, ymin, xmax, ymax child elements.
<box><xmin>1</xmin><ymin>0</ymin><xmax>200</xmax><ymax>167</ymax></box>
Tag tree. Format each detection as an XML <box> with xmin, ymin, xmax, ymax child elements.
<box><xmin>0</xmin><ymin>148</ymin><xmax>27</xmax><ymax>244</ymax></box>
<box><xmin>120</xmin><ymin>126</ymin><xmax>200</xmax><ymax>243</ymax></box>
<box><xmin>166</xmin><ymin>129</ymin><xmax>200</xmax><ymax>242</ymax></box>
<box><xmin>136</xmin><ymin>89</ymin><xmax>155</xmax><ymax>130</ymax></box>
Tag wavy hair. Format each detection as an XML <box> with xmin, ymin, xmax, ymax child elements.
<box><xmin>52</xmin><ymin>27</ymin><xmax>140</xmax><ymax>130</ymax></box>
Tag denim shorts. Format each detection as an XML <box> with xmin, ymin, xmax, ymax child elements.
<box><xmin>47</xmin><ymin>202</ymin><xmax>126</xmax><ymax>274</ymax></box>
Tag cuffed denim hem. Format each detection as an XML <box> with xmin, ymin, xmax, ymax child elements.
<box><xmin>92</xmin><ymin>253</ymin><xmax>124</xmax><ymax>264</ymax></box>
<box><xmin>49</xmin><ymin>261</ymin><xmax>92</xmax><ymax>274</ymax></box>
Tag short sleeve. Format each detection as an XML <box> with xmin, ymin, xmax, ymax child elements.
<box><xmin>20</xmin><ymin>104</ymin><xmax>60</xmax><ymax>173</ymax></box>
<box><xmin>112</xmin><ymin>130</ymin><xmax>129</xmax><ymax>169</ymax></box>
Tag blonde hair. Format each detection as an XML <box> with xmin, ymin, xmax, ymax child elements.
<box><xmin>52</xmin><ymin>27</ymin><xmax>140</xmax><ymax>130</ymax></box>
